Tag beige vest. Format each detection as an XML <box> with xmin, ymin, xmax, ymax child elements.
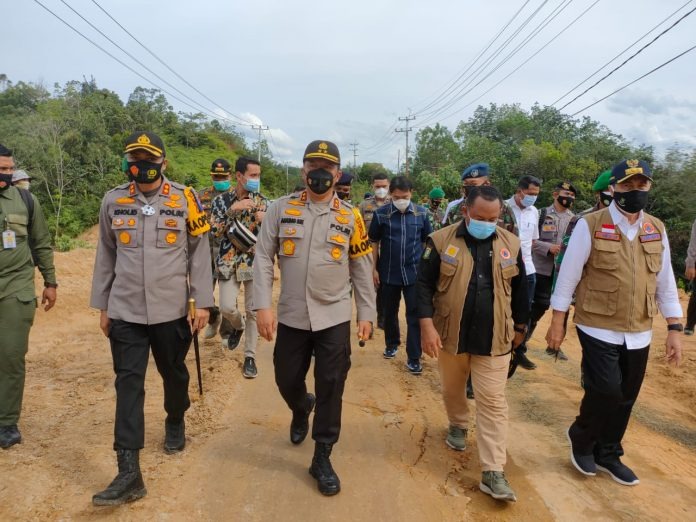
<box><xmin>430</xmin><ymin>224</ymin><xmax>521</xmax><ymax>356</ymax></box>
<box><xmin>574</xmin><ymin>208</ymin><xmax>664</xmax><ymax>332</ymax></box>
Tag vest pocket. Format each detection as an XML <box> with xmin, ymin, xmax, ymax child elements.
<box><xmin>432</xmin><ymin>302</ymin><xmax>450</xmax><ymax>341</ymax></box>
<box><xmin>501</xmin><ymin>264</ymin><xmax>519</xmax><ymax>295</ymax></box>
<box><xmin>581</xmin><ymin>278</ymin><xmax>619</xmax><ymax>316</ymax></box>
<box><xmin>641</xmin><ymin>240</ymin><xmax>663</xmax><ymax>273</ymax></box>
<box><xmin>437</xmin><ymin>261</ymin><xmax>457</xmax><ymax>292</ymax></box>
<box><xmin>591</xmin><ymin>239</ymin><xmax>620</xmax><ymax>270</ymax></box>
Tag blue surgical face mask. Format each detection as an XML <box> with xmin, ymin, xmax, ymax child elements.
<box><xmin>466</xmin><ymin>217</ymin><xmax>497</xmax><ymax>240</ymax></box>
<box><xmin>213</xmin><ymin>180</ymin><xmax>231</xmax><ymax>191</ymax></box>
<box><xmin>244</xmin><ymin>178</ymin><xmax>260</xmax><ymax>192</ymax></box>
<box><xmin>521</xmin><ymin>194</ymin><xmax>537</xmax><ymax>207</ymax></box>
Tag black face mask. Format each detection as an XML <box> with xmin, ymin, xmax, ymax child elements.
<box><xmin>127</xmin><ymin>160</ymin><xmax>163</xmax><ymax>184</ymax></box>
<box><xmin>557</xmin><ymin>196</ymin><xmax>574</xmax><ymax>209</ymax></box>
<box><xmin>336</xmin><ymin>190</ymin><xmax>350</xmax><ymax>201</ymax></box>
<box><xmin>600</xmin><ymin>192</ymin><xmax>613</xmax><ymax>207</ymax></box>
<box><xmin>614</xmin><ymin>189</ymin><xmax>649</xmax><ymax>214</ymax></box>
<box><xmin>0</xmin><ymin>174</ymin><xmax>13</xmax><ymax>189</ymax></box>
<box><xmin>306</xmin><ymin>168</ymin><xmax>334</xmax><ymax>195</ymax></box>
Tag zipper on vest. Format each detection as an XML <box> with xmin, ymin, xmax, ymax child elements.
<box><xmin>629</xmin><ymin>239</ymin><xmax>637</xmax><ymax>331</ymax></box>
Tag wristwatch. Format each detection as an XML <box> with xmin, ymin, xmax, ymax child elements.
<box><xmin>44</xmin><ymin>282</ymin><xmax>58</xmax><ymax>289</ymax></box>
<box><xmin>667</xmin><ymin>324</ymin><xmax>684</xmax><ymax>332</ymax></box>
<box><xmin>513</xmin><ymin>325</ymin><xmax>527</xmax><ymax>334</ymax></box>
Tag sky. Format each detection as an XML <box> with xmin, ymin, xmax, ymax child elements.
<box><xmin>5</xmin><ymin>0</ymin><xmax>696</xmax><ymax>170</ymax></box>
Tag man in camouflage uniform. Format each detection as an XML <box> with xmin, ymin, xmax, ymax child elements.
<box><xmin>443</xmin><ymin>163</ymin><xmax>518</xmax><ymax>235</ymax></box>
<box><xmin>427</xmin><ymin>187</ymin><xmax>445</xmax><ymax>232</ymax></box>
<box><xmin>198</xmin><ymin>158</ymin><xmax>235</xmax><ymax>343</ymax></box>
<box><xmin>210</xmin><ymin>157</ymin><xmax>269</xmax><ymax>378</ymax></box>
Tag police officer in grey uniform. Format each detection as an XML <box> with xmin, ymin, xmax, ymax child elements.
<box><xmin>528</xmin><ymin>181</ymin><xmax>576</xmax><ymax>359</ymax></box>
<box><xmin>90</xmin><ymin>132</ymin><xmax>214</xmax><ymax>506</ymax></box>
<box><xmin>254</xmin><ymin>140</ymin><xmax>376</xmax><ymax>496</ymax></box>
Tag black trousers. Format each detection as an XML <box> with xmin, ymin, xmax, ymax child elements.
<box><xmin>571</xmin><ymin>328</ymin><xmax>649</xmax><ymax>461</ymax></box>
<box><xmin>109</xmin><ymin>317</ymin><xmax>192</xmax><ymax>450</ymax></box>
<box><xmin>687</xmin><ymin>285</ymin><xmax>696</xmax><ymax>330</ymax></box>
<box><xmin>528</xmin><ymin>273</ymin><xmax>554</xmax><ymax>338</ymax></box>
<box><xmin>274</xmin><ymin>322</ymin><xmax>351</xmax><ymax>445</ymax></box>
<box><xmin>376</xmin><ymin>284</ymin><xmax>384</xmax><ymax>324</ymax></box>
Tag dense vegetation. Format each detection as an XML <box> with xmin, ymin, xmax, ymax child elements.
<box><xmin>0</xmin><ymin>79</ymin><xmax>693</xmax><ymax>279</ymax></box>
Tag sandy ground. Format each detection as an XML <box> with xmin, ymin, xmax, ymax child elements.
<box><xmin>1</xmin><ymin>239</ymin><xmax>695</xmax><ymax>521</ymax></box>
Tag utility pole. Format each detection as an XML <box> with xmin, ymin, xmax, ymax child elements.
<box><xmin>395</xmin><ymin>115</ymin><xmax>415</xmax><ymax>176</ymax></box>
<box><xmin>397</xmin><ymin>149</ymin><xmax>401</xmax><ymax>174</ymax></box>
<box><xmin>349</xmin><ymin>142</ymin><xmax>359</xmax><ymax>179</ymax></box>
<box><xmin>251</xmin><ymin>124</ymin><xmax>269</xmax><ymax>162</ymax></box>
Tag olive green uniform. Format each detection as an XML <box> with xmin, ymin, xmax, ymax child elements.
<box><xmin>0</xmin><ymin>186</ymin><xmax>56</xmax><ymax>426</ymax></box>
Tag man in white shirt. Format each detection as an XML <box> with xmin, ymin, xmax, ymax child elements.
<box><xmin>546</xmin><ymin>159</ymin><xmax>682</xmax><ymax>487</ymax></box>
<box><xmin>506</xmin><ymin>175</ymin><xmax>541</xmax><ymax>370</ymax></box>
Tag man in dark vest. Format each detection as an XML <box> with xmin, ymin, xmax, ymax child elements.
<box><xmin>547</xmin><ymin>159</ymin><xmax>683</xmax><ymax>486</ymax></box>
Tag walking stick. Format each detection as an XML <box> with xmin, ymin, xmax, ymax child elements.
<box><xmin>188</xmin><ymin>298</ymin><xmax>204</xmax><ymax>395</ymax></box>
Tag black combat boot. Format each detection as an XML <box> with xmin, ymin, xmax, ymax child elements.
<box><xmin>309</xmin><ymin>442</ymin><xmax>341</xmax><ymax>496</ymax></box>
<box><xmin>290</xmin><ymin>393</ymin><xmax>315</xmax><ymax>445</ymax></box>
<box><xmin>0</xmin><ymin>425</ymin><xmax>21</xmax><ymax>449</ymax></box>
<box><xmin>92</xmin><ymin>449</ymin><xmax>147</xmax><ymax>506</ymax></box>
<box><xmin>164</xmin><ymin>418</ymin><xmax>186</xmax><ymax>454</ymax></box>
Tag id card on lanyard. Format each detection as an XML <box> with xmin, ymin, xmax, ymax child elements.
<box><xmin>3</xmin><ymin>218</ymin><xmax>16</xmax><ymax>249</ymax></box>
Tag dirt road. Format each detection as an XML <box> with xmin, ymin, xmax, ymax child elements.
<box><xmin>1</xmin><ymin>243</ymin><xmax>694</xmax><ymax>521</ymax></box>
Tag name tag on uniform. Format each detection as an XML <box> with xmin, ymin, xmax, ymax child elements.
<box><xmin>594</xmin><ymin>231</ymin><xmax>620</xmax><ymax>241</ymax></box>
<box><xmin>2</xmin><ymin>230</ymin><xmax>17</xmax><ymax>249</ymax></box>
<box><xmin>639</xmin><ymin>233</ymin><xmax>662</xmax><ymax>243</ymax></box>
<box><xmin>542</xmin><ymin>224</ymin><xmax>557</xmax><ymax>232</ymax></box>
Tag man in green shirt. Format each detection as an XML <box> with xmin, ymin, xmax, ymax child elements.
<box><xmin>0</xmin><ymin>143</ymin><xmax>57</xmax><ymax>449</ymax></box>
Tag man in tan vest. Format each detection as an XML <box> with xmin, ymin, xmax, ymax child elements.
<box><xmin>547</xmin><ymin>159</ymin><xmax>682</xmax><ymax>487</ymax></box>
<box><xmin>418</xmin><ymin>186</ymin><xmax>529</xmax><ymax>502</ymax></box>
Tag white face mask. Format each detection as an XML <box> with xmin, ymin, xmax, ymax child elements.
<box><xmin>374</xmin><ymin>187</ymin><xmax>388</xmax><ymax>199</ymax></box>
<box><xmin>15</xmin><ymin>181</ymin><xmax>30</xmax><ymax>190</ymax></box>
<box><xmin>393</xmin><ymin>198</ymin><xmax>411</xmax><ymax>212</ymax></box>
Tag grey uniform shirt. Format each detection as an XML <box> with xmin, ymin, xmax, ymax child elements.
<box><xmin>532</xmin><ymin>204</ymin><xmax>574</xmax><ymax>277</ymax></box>
<box><xmin>90</xmin><ymin>178</ymin><xmax>215</xmax><ymax>324</ymax></box>
<box><xmin>253</xmin><ymin>191</ymin><xmax>376</xmax><ymax>331</ymax></box>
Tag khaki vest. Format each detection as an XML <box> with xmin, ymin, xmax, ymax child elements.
<box><xmin>574</xmin><ymin>208</ymin><xmax>664</xmax><ymax>332</ymax></box>
<box><xmin>430</xmin><ymin>224</ymin><xmax>521</xmax><ymax>356</ymax></box>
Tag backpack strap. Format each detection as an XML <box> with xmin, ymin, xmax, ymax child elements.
<box><xmin>17</xmin><ymin>188</ymin><xmax>35</xmax><ymax>230</ymax></box>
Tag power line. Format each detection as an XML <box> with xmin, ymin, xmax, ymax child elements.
<box><xmin>558</xmin><ymin>4</ymin><xmax>696</xmax><ymax>111</ymax></box>
<box><xmin>417</xmin><ymin>0</ymin><xmax>569</xmax><ymax>124</ymax></box>
<box><xmin>412</xmin><ymin>0</ymin><xmax>533</xmax><ymax>116</ymax></box>
<box><xmin>57</xmin><ymin>0</ymin><xmax>252</xmax><ymax>128</ymax></box>
<box><xmin>431</xmin><ymin>0</ymin><xmax>601</xmax><ymax>124</ymax></box>
<box><xmin>32</xmin><ymin>0</ymin><xmax>253</xmax><ymax>132</ymax></box>
<box><xmin>570</xmin><ymin>42</ymin><xmax>696</xmax><ymax>116</ymax></box>
<box><xmin>88</xmin><ymin>0</ymin><xmax>254</xmax><ymax>127</ymax></box>
<box><xmin>551</xmin><ymin>0</ymin><xmax>694</xmax><ymax>107</ymax></box>
<box><xmin>418</xmin><ymin>0</ymin><xmax>578</xmax><ymax>127</ymax></box>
